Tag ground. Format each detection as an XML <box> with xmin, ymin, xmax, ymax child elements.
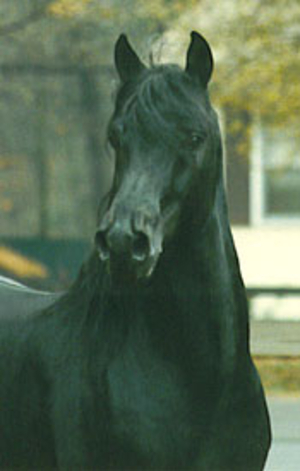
<box><xmin>255</xmin><ymin>357</ymin><xmax>300</xmax><ymax>397</ymax></box>
<box><xmin>265</xmin><ymin>397</ymin><xmax>300</xmax><ymax>471</ymax></box>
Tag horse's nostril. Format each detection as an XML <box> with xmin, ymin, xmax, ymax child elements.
<box><xmin>95</xmin><ymin>231</ymin><xmax>110</xmax><ymax>261</ymax></box>
<box><xmin>132</xmin><ymin>231</ymin><xmax>150</xmax><ymax>262</ymax></box>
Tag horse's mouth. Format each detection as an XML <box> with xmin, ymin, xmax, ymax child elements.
<box><xmin>96</xmin><ymin>200</ymin><xmax>179</xmax><ymax>284</ymax></box>
<box><xmin>103</xmin><ymin>251</ymin><xmax>159</xmax><ymax>289</ymax></box>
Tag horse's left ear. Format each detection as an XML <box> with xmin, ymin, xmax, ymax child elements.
<box><xmin>114</xmin><ymin>34</ymin><xmax>146</xmax><ymax>83</ymax></box>
<box><xmin>185</xmin><ymin>31</ymin><xmax>213</xmax><ymax>87</ymax></box>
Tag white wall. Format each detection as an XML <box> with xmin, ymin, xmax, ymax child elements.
<box><xmin>232</xmin><ymin>226</ymin><xmax>300</xmax><ymax>320</ymax></box>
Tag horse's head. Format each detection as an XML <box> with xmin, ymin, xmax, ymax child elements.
<box><xmin>95</xmin><ymin>32</ymin><xmax>219</xmax><ymax>282</ymax></box>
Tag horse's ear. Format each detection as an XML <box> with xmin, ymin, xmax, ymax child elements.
<box><xmin>114</xmin><ymin>34</ymin><xmax>146</xmax><ymax>82</ymax></box>
<box><xmin>185</xmin><ymin>31</ymin><xmax>213</xmax><ymax>87</ymax></box>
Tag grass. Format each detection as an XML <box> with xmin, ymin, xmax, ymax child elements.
<box><xmin>254</xmin><ymin>356</ymin><xmax>300</xmax><ymax>397</ymax></box>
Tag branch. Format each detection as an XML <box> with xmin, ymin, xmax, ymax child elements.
<box><xmin>0</xmin><ymin>7</ymin><xmax>47</xmax><ymax>37</ymax></box>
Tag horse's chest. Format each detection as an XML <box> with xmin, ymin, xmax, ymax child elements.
<box><xmin>106</xmin><ymin>345</ymin><xmax>199</xmax><ymax>468</ymax></box>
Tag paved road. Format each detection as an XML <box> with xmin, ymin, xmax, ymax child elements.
<box><xmin>265</xmin><ymin>397</ymin><xmax>300</xmax><ymax>471</ymax></box>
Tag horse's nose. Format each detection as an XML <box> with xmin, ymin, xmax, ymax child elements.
<box><xmin>131</xmin><ymin>231</ymin><xmax>150</xmax><ymax>262</ymax></box>
<box><xmin>95</xmin><ymin>225</ymin><xmax>151</xmax><ymax>262</ymax></box>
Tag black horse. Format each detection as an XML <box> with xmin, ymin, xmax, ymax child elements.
<box><xmin>0</xmin><ymin>32</ymin><xmax>271</xmax><ymax>470</ymax></box>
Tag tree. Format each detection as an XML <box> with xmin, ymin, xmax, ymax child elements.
<box><xmin>166</xmin><ymin>0</ymin><xmax>300</xmax><ymax>127</ymax></box>
<box><xmin>0</xmin><ymin>0</ymin><xmax>198</xmax><ymax>239</ymax></box>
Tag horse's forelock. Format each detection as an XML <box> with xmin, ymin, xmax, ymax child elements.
<box><xmin>113</xmin><ymin>65</ymin><xmax>211</xmax><ymax>146</ymax></box>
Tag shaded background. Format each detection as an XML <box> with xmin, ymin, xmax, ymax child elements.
<box><xmin>0</xmin><ymin>0</ymin><xmax>300</xmax><ymax>305</ymax></box>
<box><xmin>0</xmin><ymin>2</ymin><xmax>299</xmax><ymax>468</ymax></box>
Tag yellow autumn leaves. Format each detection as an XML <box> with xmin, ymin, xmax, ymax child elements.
<box><xmin>48</xmin><ymin>0</ymin><xmax>92</xmax><ymax>18</ymax></box>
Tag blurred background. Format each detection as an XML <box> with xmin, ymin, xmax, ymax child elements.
<box><xmin>0</xmin><ymin>2</ymin><xmax>299</xmax><ymax>467</ymax></box>
<box><xmin>0</xmin><ymin>0</ymin><xmax>300</xmax><ymax>290</ymax></box>
<box><xmin>0</xmin><ymin>0</ymin><xmax>299</xmax><ymax>400</ymax></box>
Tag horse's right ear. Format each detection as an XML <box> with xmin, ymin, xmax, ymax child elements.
<box><xmin>114</xmin><ymin>34</ymin><xmax>146</xmax><ymax>83</ymax></box>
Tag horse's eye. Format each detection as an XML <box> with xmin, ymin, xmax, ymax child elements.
<box><xmin>188</xmin><ymin>133</ymin><xmax>204</xmax><ymax>151</ymax></box>
<box><xmin>108</xmin><ymin>129</ymin><xmax>120</xmax><ymax>150</ymax></box>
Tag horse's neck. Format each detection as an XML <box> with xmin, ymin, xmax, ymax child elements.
<box><xmin>163</xmin><ymin>182</ymin><xmax>233</xmax><ymax>285</ymax></box>
<box><xmin>156</xmin><ymin>180</ymin><xmax>249</xmax><ymax>361</ymax></box>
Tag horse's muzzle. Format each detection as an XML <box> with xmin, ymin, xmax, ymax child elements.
<box><xmin>94</xmin><ymin>216</ymin><xmax>162</xmax><ymax>280</ymax></box>
<box><xmin>95</xmin><ymin>227</ymin><xmax>151</xmax><ymax>263</ymax></box>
